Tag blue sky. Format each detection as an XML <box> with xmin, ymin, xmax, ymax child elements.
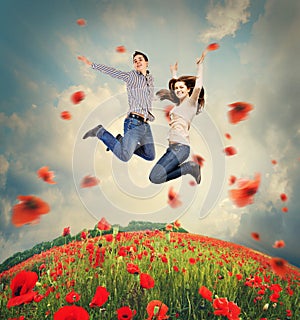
<box><xmin>1</xmin><ymin>0</ymin><xmax>300</xmax><ymax>268</ymax></box>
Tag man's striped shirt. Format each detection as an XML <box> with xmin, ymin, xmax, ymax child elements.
<box><xmin>92</xmin><ymin>63</ymin><xmax>155</xmax><ymax>121</ymax></box>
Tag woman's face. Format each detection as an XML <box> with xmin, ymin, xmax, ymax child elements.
<box><xmin>174</xmin><ymin>81</ymin><xmax>190</xmax><ymax>101</ymax></box>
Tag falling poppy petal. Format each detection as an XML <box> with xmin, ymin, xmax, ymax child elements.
<box><xmin>37</xmin><ymin>166</ymin><xmax>56</xmax><ymax>184</ymax></box>
<box><xmin>251</xmin><ymin>232</ymin><xmax>260</xmax><ymax>241</ymax></box>
<box><xmin>192</xmin><ymin>154</ymin><xmax>205</xmax><ymax>167</ymax></box>
<box><xmin>168</xmin><ymin>187</ymin><xmax>182</xmax><ymax>208</ymax></box>
<box><xmin>228</xmin><ymin>175</ymin><xmax>237</xmax><ymax>185</ymax></box>
<box><xmin>80</xmin><ymin>175</ymin><xmax>100</xmax><ymax>188</ymax></box>
<box><xmin>61</xmin><ymin>111</ymin><xmax>72</xmax><ymax>120</ymax></box>
<box><xmin>272</xmin><ymin>240</ymin><xmax>285</xmax><ymax>248</ymax></box>
<box><xmin>280</xmin><ymin>193</ymin><xmax>288</xmax><ymax>202</ymax></box>
<box><xmin>224</xmin><ymin>146</ymin><xmax>237</xmax><ymax>156</ymax></box>
<box><xmin>71</xmin><ymin>91</ymin><xmax>85</xmax><ymax>104</ymax></box>
<box><xmin>206</xmin><ymin>43</ymin><xmax>220</xmax><ymax>51</ymax></box>
<box><xmin>116</xmin><ymin>45</ymin><xmax>126</xmax><ymax>53</ymax></box>
<box><xmin>12</xmin><ymin>195</ymin><xmax>50</xmax><ymax>227</ymax></box>
<box><xmin>225</xmin><ymin>133</ymin><xmax>232</xmax><ymax>140</ymax></box>
<box><xmin>76</xmin><ymin>18</ymin><xmax>86</xmax><ymax>26</ymax></box>
<box><xmin>229</xmin><ymin>173</ymin><xmax>261</xmax><ymax>207</ymax></box>
<box><xmin>227</xmin><ymin>101</ymin><xmax>254</xmax><ymax>124</ymax></box>
<box><xmin>282</xmin><ymin>206</ymin><xmax>288</xmax><ymax>213</ymax></box>
<box><xmin>271</xmin><ymin>159</ymin><xmax>277</xmax><ymax>165</ymax></box>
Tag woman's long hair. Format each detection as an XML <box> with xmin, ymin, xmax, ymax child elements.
<box><xmin>156</xmin><ymin>76</ymin><xmax>205</xmax><ymax>114</ymax></box>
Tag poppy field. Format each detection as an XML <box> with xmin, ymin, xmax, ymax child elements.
<box><xmin>0</xmin><ymin>221</ymin><xmax>299</xmax><ymax>320</ymax></box>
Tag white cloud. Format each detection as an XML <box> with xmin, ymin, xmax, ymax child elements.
<box><xmin>0</xmin><ymin>155</ymin><xmax>9</xmax><ymax>189</ymax></box>
<box><xmin>199</xmin><ymin>0</ymin><xmax>250</xmax><ymax>42</ymax></box>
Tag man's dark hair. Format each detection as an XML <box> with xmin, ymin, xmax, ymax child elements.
<box><xmin>133</xmin><ymin>51</ymin><xmax>148</xmax><ymax>62</ymax></box>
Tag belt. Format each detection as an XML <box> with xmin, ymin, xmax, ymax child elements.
<box><xmin>128</xmin><ymin>113</ymin><xmax>147</xmax><ymax>122</ymax></box>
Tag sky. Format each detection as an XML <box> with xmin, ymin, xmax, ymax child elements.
<box><xmin>0</xmin><ymin>0</ymin><xmax>300</xmax><ymax>268</ymax></box>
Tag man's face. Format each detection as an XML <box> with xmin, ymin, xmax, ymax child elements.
<box><xmin>133</xmin><ymin>54</ymin><xmax>148</xmax><ymax>74</ymax></box>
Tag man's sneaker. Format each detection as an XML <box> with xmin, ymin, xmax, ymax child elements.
<box><xmin>106</xmin><ymin>134</ymin><xmax>123</xmax><ymax>151</ymax></box>
<box><xmin>190</xmin><ymin>161</ymin><xmax>201</xmax><ymax>184</ymax></box>
<box><xmin>82</xmin><ymin>125</ymin><xmax>103</xmax><ymax>139</ymax></box>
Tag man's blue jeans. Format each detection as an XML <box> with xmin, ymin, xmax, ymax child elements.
<box><xmin>149</xmin><ymin>143</ymin><xmax>190</xmax><ymax>183</ymax></box>
<box><xmin>97</xmin><ymin>117</ymin><xmax>155</xmax><ymax>162</ymax></box>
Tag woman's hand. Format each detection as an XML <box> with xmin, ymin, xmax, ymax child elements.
<box><xmin>77</xmin><ymin>55</ymin><xmax>92</xmax><ymax>66</ymax></box>
<box><xmin>196</xmin><ymin>50</ymin><xmax>207</xmax><ymax>64</ymax></box>
<box><xmin>170</xmin><ymin>61</ymin><xmax>178</xmax><ymax>78</ymax></box>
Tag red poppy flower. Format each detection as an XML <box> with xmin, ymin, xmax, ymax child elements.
<box><xmin>97</xmin><ymin>217</ymin><xmax>111</xmax><ymax>231</ymax></box>
<box><xmin>164</xmin><ymin>105</ymin><xmax>174</xmax><ymax>123</ymax></box>
<box><xmin>198</xmin><ymin>285</ymin><xmax>213</xmax><ymax>302</ymax></box>
<box><xmin>280</xmin><ymin>193</ymin><xmax>288</xmax><ymax>202</ymax></box>
<box><xmin>63</xmin><ymin>226</ymin><xmax>70</xmax><ymax>237</ymax></box>
<box><xmin>140</xmin><ymin>273</ymin><xmax>155</xmax><ymax>289</ymax></box>
<box><xmin>126</xmin><ymin>263</ymin><xmax>140</xmax><ymax>275</ymax></box>
<box><xmin>213</xmin><ymin>297</ymin><xmax>241</xmax><ymax>319</ymax></box>
<box><xmin>173</xmin><ymin>219</ymin><xmax>181</xmax><ymax>229</ymax></box>
<box><xmin>224</xmin><ymin>146</ymin><xmax>237</xmax><ymax>156</ymax></box>
<box><xmin>227</xmin><ymin>101</ymin><xmax>254</xmax><ymax>124</ymax></box>
<box><xmin>165</xmin><ymin>223</ymin><xmax>173</xmax><ymax>231</ymax></box>
<box><xmin>54</xmin><ymin>305</ymin><xmax>89</xmax><ymax>320</ymax></box>
<box><xmin>206</xmin><ymin>43</ymin><xmax>220</xmax><ymax>51</ymax></box>
<box><xmin>117</xmin><ymin>306</ymin><xmax>136</xmax><ymax>320</ymax></box>
<box><xmin>7</xmin><ymin>270</ymin><xmax>38</xmax><ymax>308</ymax></box>
<box><xmin>65</xmin><ymin>290</ymin><xmax>81</xmax><ymax>304</ymax></box>
<box><xmin>228</xmin><ymin>175</ymin><xmax>236</xmax><ymax>185</ymax></box>
<box><xmin>80</xmin><ymin>175</ymin><xmax>100</xmax><ymax>188</ymax></box>
<box><xmin>272</xmin><ymin>240</ymin><xmax>285</xmax><ymax>248</ymax></box>
<box><xmin>251</xmin><ymin>232</ymin><xmax>260</xmax><ymax>241</ymax></box>
<box><xmin>12</xmin><ymin>195</ymin><xmax>50</xmax><ymax>227</ymax></box>
<box><xmin>225</xmin><ymin>133</ymin><xmax>232</xmax><ymax>140</ymax></box>
<box><xmin>89</xmin><ymin>286</ymin><xmax>110</xmax><ymax>307</ymax></box>
<box><xmin>71</xmin><ymin>91</ymin><xmax>85</xmax><ymax>104</ymax></box>
<box><xmin>167</xmin><ymin>187</ymin><xmax>182</xmax><ymax>208</ymax></box>
<box><xmin>61</xmin><ymin>111</ymin><xmax>72</xmax><ymax>120</ymax></box>
<box><xmin>146</xmin><ymin>300</ymin><xmax>169</xmax><ymax>320</ymax></box>
<box><xmin>116</xmin><ymin>45</ymin><xmax>126</xmax><ymax>53</ymax></box>
<box><xmin>229</xmin><ymin>173</ymin><xmax>261</xmax><ymax>207</ymax></box>
<box><xmin>192</xmin><ymin>154</ymin><xmax>205</xmax><ymax>167</ymax></box>
<box><xmin>270</xmin><ymin>257</ymin><xmax>289</xmax><ymax>278</ymax></box>
<box><xmin>76</xmin><ymin>18</ymin><xmax>86</xmax><ymax>26</ymax></box>
<box><xmin>282</xmin><ymin>206</ymin><xmax>288</xmax><ymax>213</ymax></box>
<box><xmin>37</xmin><ymin>166</ymin><xmax>56</xmax><ymax>184</ymax></box>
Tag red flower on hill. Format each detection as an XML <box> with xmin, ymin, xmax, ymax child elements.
<box><xmin>71</xmin><ymin>91</ymin><xmax>85</xmax><ymax>104</ymax></box>
<box><xmin>199</xmin><ymin>285</ymin><xmax>213</xmax><ymax>302</ymax></box>
<box><xmin>63</xmin><ymin>226</ymin><xmax>70</xmax><ymax>237</ymax></box>
<box><xmin>117</xmin><ymin>306</ymin><xmax>136</xmax><ymax>320</ymax></box>
<box><xmin>97</xmin><ymin>217</ymin><xmax>111</xmax><ymax>231</ymax></box>
<box><xmin>140</xmin><ymin>273</ymin><xmax>155</xmax><ymax>289</ymax></box>
<box><xmin>227</xmin><ymin>101</ymin><xmax>253</xmax><ymax>124</ymax></box>
<box><xmin>89</xmin><ymin>286</ymin><xmax>110</xmax><ymax>307</ymax></box>
<box><xmin>213</xmin><ymin>297</ymin><xmax>241</xmax><ymax>320</ymax></box>
<box><xmin>146</xmin><ymin>300</ymin><xmax>169</xmax><ymax>320</ymax></box>
<box><xmin>54</xmin><ymin>305</ymin><xmax>89</xmax><ymax>320</ymax></box>
<box><xmin>7</xmin><ymin>270</ymin><xmax>38</xmax><ymax>308</ymax></box>
<box><xmin>229</xmin><ymin>173</ymin><xmax>261</xmax><ymax>207</ymax></box>
<box><xmin>127</xmin><ymin>263</ymin><xmax>140</xmax><ymax>275</ymax></box>
<box><xmin>12</xmin><ymin>195</ymin><xmax>50</xmax><ymax>227</ymax></box>
<box><xmin>65</xmin><ymin>290</ymin><xmax>81</xmax><ymax>303</ymax></box>
<box><xmin>80</xmin><ymin>175</ymin><xmax>100</xmax><ymax>188</ymax></box>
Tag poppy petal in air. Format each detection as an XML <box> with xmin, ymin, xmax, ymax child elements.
<box><xmin>227</xmin><ymin>101</ymin><xmax>254</xmax><ymax>124</ymax></box>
